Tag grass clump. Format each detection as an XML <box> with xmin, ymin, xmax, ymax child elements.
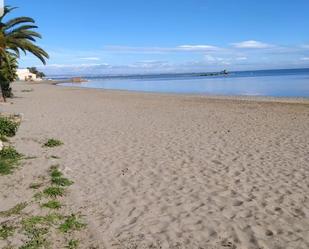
<box><xmin>19</xmin><ymin>234</ymin><xmax>48</xmax><ymax>249</ymax></box>
<box><xmin>0</xmin><ymin>117</ymin><xmax>19</xmax><ymax>137</ymax></box>
<box><xmin>59</xmin><ymin>214</ymin><xmax>86</xmax><ymax>233</ymax></box>
<box><xmin>50</xmin><ymin>166</ymin><xmax>62</xmax><ymax>178</ymax></box>
<box><xmin>0</xmin><ymin>146</ymin><xmax>22</xmax><ymax>160</ymax></box>
<box><xmin>0</xmin><ymin>146</ymin><xmax>23</xmax><ymax>175</ymax></box>
<box><xmin>43</xmin><ymin>186</ymin><xmax>65</xmax><ymax>198</ymax></box>
<box><xmin>20</xmin><ymin>220</ymin><xmax>49</xmax><ymax>249</ymax></box>
<box><xmin>41</xmin><ymin>200</ymin><xmax>62</xmax><ymax>209</ymax></box>
<box><xmin>43</xmin><ymin>139</ymin><xmax>63</xmax><ymax>148</ymax></box>
<box><xmin>66</xmin><ymin>239</ymin><xmax>79</xmax><ymax>249</ymax></box>
<box><xmin>51</xmin><ymin>177</ymin><xmax>73</xmax><ymax>187</ymax></box>
<box><xmin>22</xmin><ymin>214</ymin><xmax>63</xmax><ymax>230</ymax></box>
<box><xmin>20</xmin><ymin>214</ymin><xmax>63</xmax><ymax>248</ymax></box>
<box><xmin>50</xmin><ymin>166</ymin><xmax>73</xmax><ymax>187</ymax></box>
<box><xmin>0</xmin><ymin>224</ymin><xmax>15</xmax><ymax>239</ymax></box>
<box><xmin>0</xmin><ymin>135</ymin><xmax>9</xmax><ymax>142</ymax></box>
<box><xmin>0</xmin><ymin>202</ymin><xmax>27</xmax><ymax>217</ymax></box>
<box><xmin>0</xmin><ymin>160</ymin><xmax>15</xmax><ymax>175</ymax></box>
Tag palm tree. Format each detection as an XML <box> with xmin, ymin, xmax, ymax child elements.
<box><xmin>0</xmin><ymin>6</ymin><xmax>49</xmax><ymax>100</ymax></box>
<box><xmin>0</xmin><ymin>53</ymin><xmax>18</xmax><ymax>98</ymax></box>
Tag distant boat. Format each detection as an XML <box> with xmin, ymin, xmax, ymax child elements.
<box><xmin>200</xmin><ymin>70</ymin><xmax>229</xmax><ymax>77</ymax></box>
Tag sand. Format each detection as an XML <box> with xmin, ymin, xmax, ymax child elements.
<box><xmin>1</xmin><ymin>81</ymin><xmax>309</xmax><ymax>249</ymax></box>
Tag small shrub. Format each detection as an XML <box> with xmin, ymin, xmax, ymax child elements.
<box><xmin>0</xmin><ymin>224</ymin><xmax>15</xmax><ymax>239</ymax></box>
<box><xmin>0</xmin><ymin>117</ymin><xmax>19</xmax><ymax>137</ymax></box>
<box><xmin>41</xmin><ymin>200</ymin><xmax>62</xmax><ymax>209</ymax></box>
<box><xmin>59</xmin><ymin>214</ymin><xmax>86</xmax><ymax>233</ymax></box>
<box><xmin>43</xmin><ymin>186</ymin><xmax>65</xmax><ymax>198</ymax></box>
<box><xmin>43</xmin><ymin>139</ymin><xmax>63</xmax><ymax>148</ymax></box>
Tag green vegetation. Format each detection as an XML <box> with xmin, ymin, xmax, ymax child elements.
<box><xmin>50</xmin><ymin>166</ymin><xmax>62</xmax><ymax>178</ymax></box>
<box><xmin>0</xmin><ymin>146</ymin><xmax>23</xmax><ymax>175</ymax></box>
<box><xmin>22</xmin><ymin>214</ymin><xmax>63</xmax><ymax>231</ymax></box>
<box><xmin>52</xmin><ymin>176</ymin><xmax>73</xmax><ymax>187</ymax></box>
<box><xmin>0</xmin><ymin>117</ymin><xmax>19</xmax><ymax>137</ymax></box>
<box><xmin>0</xmin><ymin>224</ymin><xmax>15</xmax><ymax>239</ymax></box>
<box><xmin>66</xmin><ymin>239</ymin><xmax>79</xmax><ymax>249</ymax></box>
<box><xmin>59</xmin><ymin>214</ymin><xmax>86</xmax><ymax>233</ymax></box>
<box><xmin>19</xmin><ymin>214</ymin><xmax>62</xmax><ymax>248</ymax></box>
<box><xmin>27</xmin><ymin>67</ymin><xmax>45</xmax><ymax>79</ymax></box>
<box><xmin>19</xmin><ymin>234</ymin><xmax>48</xmax><ymax>249</ymax></box>
<box><xmin>49</xmin><ymin>165</ymin><xmax>73</xmax><ymax>187</ymax></box>
<box><xmin>0</xmin><ymin>202</ymin><xmax>27</xmax><ymax>217</ymax></box>
<box><xmin>43</xmin><ymin>186</ymin><xmax>65</xmax><ymax>198</ymax></box>
<box><xmin>0</xmin><ymin>146</ymin><xmax>22</xmax><ymax>160</ymax></box>
<box><xmin>41</xmin><ymin>200</ymin><xmax>62</xmax><ymax>209</ymax></box>
<box><xmin>0</xmin><ymin>6</ymin><xmax>49</xmax><ymax>100</ymax></box>
<box><xmin>0</xmin><ymin>54</ymin><xmax>18</xmax><ymax>98</ymax></box>
<box><xmin>43</xmin><ymin>139</ymin><xmax>63</xmax><ymax>148</ymax></box>
<box><xmin>0</xmin><ymin>160</ymin><xmax>15</xmax><ymax>175</ymax></box>
<box><xmin>0</xmin><ymin>135</ymin><xmax>9</xmax><ymax>142</ymax></box>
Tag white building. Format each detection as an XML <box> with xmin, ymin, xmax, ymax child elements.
<box><xmin>16</xmin><ymin>69</ymin><xmax>42</xmax><ymax>81</ymax></box>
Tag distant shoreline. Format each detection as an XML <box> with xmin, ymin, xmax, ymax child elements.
<box><xmin>16</xmin><ymin>79</ymin><xmax>309</xmax><ymax>104</ymax></box>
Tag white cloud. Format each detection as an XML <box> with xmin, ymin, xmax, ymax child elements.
<box><xmin>232</xmin><ymin>40</ymin><xmax>273</xmax><ymax>49</ymax></box>
<box><xmin>177</xmin><ymin>45</ymin><xmax>219</xmax><ymax>51</ymax></box>
<box><xmin>103</xmin><ymin>44</ymin><xmax>220</xmax><ymax>53</ymax></box>
<box><xmin>301</xmin><ymin>44</ymin><xmax>309</xmax><ymax>49</ymax></box>
<box><xmin>236</xmin><ymin>57</ymin><xmax>247</xmax><ymax>60</ymax></box>
<box><xmin>300</xmin><ymin>57</ymin><xmax>309</xmax><ymax>61</ymax></box>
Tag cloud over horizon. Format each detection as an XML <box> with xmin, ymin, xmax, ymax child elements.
<box><xmin>19</xmin><ymin>40</ymin><xmax>309</xmax><ymax>75</ymax></box>
<box><xmin>232</xmin><ymin>40</ymin><xmax>274</xmax><ymax>49</ymax></box>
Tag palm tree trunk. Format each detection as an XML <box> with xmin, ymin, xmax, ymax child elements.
<box><xmin>0</xmin><ymin>57</ymin><xmax>5</xmax><ymax>102</ymax></box>
<box><xmin>0</xmin><ymin>85</ymin><xmax>4</xmax><ymax>102</ymax></box>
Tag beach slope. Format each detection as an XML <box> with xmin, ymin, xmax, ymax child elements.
<box><xmin>1</xmin><ymin>81</ymin><xmax>309</xmax><ymax>249</ymax></box>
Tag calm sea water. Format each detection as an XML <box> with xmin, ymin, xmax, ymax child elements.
<box><xmin>58</xmin><ymin>68</ymin><xmax>309</xmax><ymax>97</ymax></box>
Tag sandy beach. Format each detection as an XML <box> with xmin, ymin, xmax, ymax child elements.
<box><xmin>1</xmin><ymin>81</ymin><xmax>309</xmax><ymax>249</ymax></box>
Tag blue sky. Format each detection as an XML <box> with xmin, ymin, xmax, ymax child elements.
<box><xmin>7</xmin><ymin>0</ymin><xmax>309</xmax><ymax>75</ymax></box>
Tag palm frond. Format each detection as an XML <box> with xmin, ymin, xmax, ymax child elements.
<box><xmin>6</xmin><ymin>25</ymin><xmax>38</xmax><ymax>34</ymax></box>
<box><xmin>4</xmin><ymin>17</ymin><xmax>35</xmax><ymax>30</ymax></box>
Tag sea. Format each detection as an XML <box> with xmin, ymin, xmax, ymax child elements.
<box><xmin>55</xmin><ymin>68</ymin><xmax>309</xmax><ymax>98</ymax></box>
